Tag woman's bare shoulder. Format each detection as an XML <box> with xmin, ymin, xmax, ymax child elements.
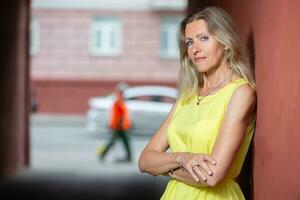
<box><xmin>227</xmin><ymin>83</ymin><xmax>256</xmax><ymax>121</ymax></box>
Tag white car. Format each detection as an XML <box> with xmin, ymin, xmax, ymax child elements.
<box><xmin>86</xmin><ymin>85</ymin><xmax>178</xmax><ymax>136</ymax></box>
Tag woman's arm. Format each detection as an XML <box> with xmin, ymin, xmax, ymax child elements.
<box><xmin>203</xmin><ymin>84</ymin><xmax>256</xmax><ymax>186</ymax></box>
<box><xmin>173</xmin><ymin>84</ymin><xmax>256</xmax><ymax>187</ymax></box>
<box><xmin>138</xmin><ymin>101</ymin><xmax>182</xmax><ymax>176</ymax></box>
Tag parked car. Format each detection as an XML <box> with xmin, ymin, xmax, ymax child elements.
<box><xmin>86</xmin><ymin>85</ymin><xmax>178</xmax><ymax>136</ymax></box>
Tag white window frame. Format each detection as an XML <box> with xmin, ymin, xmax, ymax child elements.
<box><xmin>30</xmin><ymin>16</ymin><xmax>39</xmax><ymax>55</ymax></box>
<box><xmin>160</xmin><ymin>17</ymin><xmax>182</xmax><ymax>59</ymax></box>
<box><xmin>89</xmin><ymin>17</ymin><xmax>122</xmax><ymax>56</ymax></box>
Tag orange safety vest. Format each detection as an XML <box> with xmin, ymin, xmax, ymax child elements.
<box><xmin>109</xmin><ymin>99</ymin><xmax>132</xmax><ymax>130</ymax></box>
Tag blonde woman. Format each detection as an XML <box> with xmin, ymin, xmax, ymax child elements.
<box><xmin>138</xmin><ymin>6</ymin><xmax>256</xmax><ymax>200</ymax></box>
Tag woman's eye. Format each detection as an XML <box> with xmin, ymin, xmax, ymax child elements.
<box><xmin>200</xmin><ymin>36</ymin><xmax>209</xmax><ymax>41</ymax></box>
<box><xmin>185</xmin><ymin>40</ymin><xmax>192</xmax><ymax>47</ymax></box>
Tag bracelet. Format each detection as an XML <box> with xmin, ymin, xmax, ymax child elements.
<box><xmin>169</xmin><ymin>166</ymin><xmax>181</xmax><ymax>175</ymax></box>
<box><xmin>170</xmin><ymin>168</ymin><xmax>175</xmax><ymax>175</ymax></box>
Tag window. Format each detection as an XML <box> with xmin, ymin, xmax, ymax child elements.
<box><xmin>30</xmin><ymin>16</ymin><xmax>39</xmax><ymax>55</ymax></box>
<box><xmin>160</xmin><ymin>17</ymin><xmax>182</xmax><ymax>59</ymax></box>
<box><xmin>90</xmin><ymin>17</ymin><xmax>122</xmax><ymax>56</ymax></box>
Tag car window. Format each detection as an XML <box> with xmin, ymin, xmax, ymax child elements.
<box><xmin>127</xmin><ymin>95</ymin><xmax>151</xmax><ymax>101</ymax></box>
<box><xmin>127</xmin><ymin>95</ymin><xmax>175</xmax><ymax>103</ymax></box>
<box><xmin>159</xmin><ymin>96</ymin><xmax>176</xmax><ymax>103</ymax></box>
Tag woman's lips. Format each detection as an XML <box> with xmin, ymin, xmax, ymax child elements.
<box><xmin>194</xmin><ymin>57</ymin><xmax>206</xmax><ymax>63</ymax></box>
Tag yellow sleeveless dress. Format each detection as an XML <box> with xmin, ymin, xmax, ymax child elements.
<box><xmin>161</xmin><ymin>78</ymin><xmax>255</xmax><ymax>200</ymax></box>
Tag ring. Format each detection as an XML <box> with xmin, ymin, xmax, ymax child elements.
<box><xmin>192</xmin><ymin>161</ymin><xmax>199</xmax><ymax>166</ymax></box>
<box><xmin>192</xmin><ymin>163</ymin><xmax>199</xmax><ymax>167</ymax></box>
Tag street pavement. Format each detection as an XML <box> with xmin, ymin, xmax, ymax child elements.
<box><xmin>30</xmin><ymin>113</ymin><xmax>157</xmax><ymax>174</ymax></box>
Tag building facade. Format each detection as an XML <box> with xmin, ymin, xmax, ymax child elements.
<box><xmin>31</xmin><ymin>0</ymin><xmax>187</xmax><ymax>113</ymax></box>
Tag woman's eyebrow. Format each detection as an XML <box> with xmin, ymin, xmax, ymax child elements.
<box><xmin>185</xmin><ymin>32</ymin><xmax>208</xmax><ymax>40</ymax></box>
<box><xmin>196</xmin><ymin>32</ymin><xmax>209</xmax><ymax>37</ymax></box>
<box><xmin>184</xmin><ymin>37</ymin><xmax>192</xmax><ymax>41</ymax></box>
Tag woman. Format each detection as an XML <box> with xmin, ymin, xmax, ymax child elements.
<box><xmin>138</xmin><ymin>6</ymin><xmax>256</xmax><ymax>200</ymax></box>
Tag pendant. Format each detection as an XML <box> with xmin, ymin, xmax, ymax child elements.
<box><xmin>196</xmin><ymin>97</ymin><xmax>202</xmax><ymax>105</ymax></box>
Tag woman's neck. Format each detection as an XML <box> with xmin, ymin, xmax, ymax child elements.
<box><xmin>202</xmin><ymin>64</ymin><xmax>232</xmax><ymax>89</ymax></box>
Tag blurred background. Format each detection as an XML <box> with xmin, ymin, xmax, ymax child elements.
<box><xmin>28</xmin><ymin>0</ymin><xmax>185</xmax><ymax>199</ymax></box>
<box><xmin>29</xmin><ymin>0</ymin><xmax>184</xmax><ymax>171</ymax></box>
<box><xmin>30</xmin><ymin>0</ymin><xmax>183</xmax><ymax>114</ymax></box>
<box><xmin>1</xmin><ymin>0</ymin><xmax>300</xmax><ymax>200</ymax></box>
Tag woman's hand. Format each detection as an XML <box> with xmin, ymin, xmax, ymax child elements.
<box><xmin>176</xmin><ymin>153</ymin><xmax>217</xmax><ymax>182</ymax></box>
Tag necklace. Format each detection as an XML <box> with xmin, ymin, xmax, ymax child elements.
<box><xmin>196</xmin><ymin>72</ymin><xmax>231</xmax><ymax>105</ymax></box>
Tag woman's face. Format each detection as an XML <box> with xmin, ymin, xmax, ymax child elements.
<box><xmin>185</xmin><ymin>19</ymin><xmax>225</xmax><ymax>73</ymax></box>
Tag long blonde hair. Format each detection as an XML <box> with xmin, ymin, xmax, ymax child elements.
<box><xmin>178</xmin><ymin>6</ymin><xmax>255</xmax><ymax>102</ymax></box>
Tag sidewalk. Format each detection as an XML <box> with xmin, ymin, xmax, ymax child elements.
<box><xmin>30</xmin><ymin>113</ymin><xmax>150</xmax><ymax>174</ymax></box>
<box><xmin>30</xmin><ymin>113</ymin><xmax>86</xmax><ymax>127</ymax></box>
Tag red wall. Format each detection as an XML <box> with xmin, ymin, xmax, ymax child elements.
<box><xmin>201</xmin><ymin>0</ymin><xmax>300</xmax><ymax>199</ymax></box>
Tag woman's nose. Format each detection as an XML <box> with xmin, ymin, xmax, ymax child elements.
<box><xmin>192</xmin><ymin>41</ymin><xmax>201</xmax><ymax>54</ymax></box>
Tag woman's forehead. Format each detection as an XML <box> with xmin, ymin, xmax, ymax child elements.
<box><xmin>185</xmin><ymin>19</ymin><xmax>209</xmax><ymax>37</ymax></box>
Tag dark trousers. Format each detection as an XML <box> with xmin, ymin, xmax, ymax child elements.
<box><xmin>100</xmin><ymin>130</ymin><xmax>131</xmax><ymax>161</ymax></box>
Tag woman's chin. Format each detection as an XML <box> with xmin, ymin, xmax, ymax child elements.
<box><xmin>196</xmin><ymin>67</ymin><xmax>209</xmax><ymax>73</ymax></box>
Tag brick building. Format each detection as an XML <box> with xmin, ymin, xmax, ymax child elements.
<box><xmin>31</xmin><ymin>0</ymin><xmax>187</xmax><ymax>114</ymax></box>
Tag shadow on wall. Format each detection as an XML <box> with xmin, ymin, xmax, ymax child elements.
<box><xmin>236</xmin><ymin>28</ymin><xmax>255</xmax><ymax>200</ymax></box>
<box><xmin>237</xmin><ymin>141</ymin><xmax>254</xmax><ymax>200</ymax></box>
<box><xmin>247</xmin><ymin>29</ymin><xmax>256</xmax><ymax>73</ymax></box>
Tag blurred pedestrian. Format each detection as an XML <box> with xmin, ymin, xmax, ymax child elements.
<box><xmin>99</xmin><ymin>82</ymin><xmax>132</xmax><ymax>162</ymax></box>
<box><xmin>138</xmin><ymin>6</ymin><xmax>256</xmax><ymax>200</ymax></box>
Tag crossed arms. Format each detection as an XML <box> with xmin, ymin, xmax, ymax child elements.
<box><xmin>138</xmin><ymin>84</ymin><xmax>256</xmax><ymax>187</ymax></box>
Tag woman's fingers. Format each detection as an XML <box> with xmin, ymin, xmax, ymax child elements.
<box><xmin>179</xmin><ymin>153</ymin><xmax>217</xmax><ymax>182</ymax></box>
<box><xmin>191</xmin><ymin>155</ymin><xmax>216</xmax><ymax>177</ymax></box>
<box><xmin>193</xmin><ymin>154</ymin><xmax>216</xmax><ymax>176</ymax></box>
<box><xmin>185</xmin><ymin>160</ymin><xmax>201</xmax><ymax>182</ymax></box>
<box><xmin>193</xmin><ymin>165</ymin><xmax>207</xmax><ymax>182</ymax></box>
<box><xmin>198</xmin><ymin>159</ymin><xmax>213</xmax><ymax>176</ymax></box>
<box><xmin>202</xmin><ymin>155</ymin><xmax>217</xmax><ymax>165</ymax></box>
<box><xmin>187</xmin><ymin>165</ymin><xmax>200</xmax><ymax>182</ymax></box>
